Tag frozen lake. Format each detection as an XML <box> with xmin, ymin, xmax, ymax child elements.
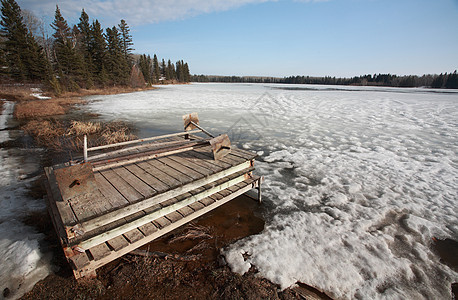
<box><xmin>86</xmin><ymin>83</ymin><xmax>456</xmax><ymax>298</ymax></box>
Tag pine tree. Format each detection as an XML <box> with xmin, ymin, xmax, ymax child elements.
<box><xmin>183</xmin><ymin>62</ymin><xmax>190</xmax><ymax>82</ymax></box>
<box><xmin>175</xmin><ymin>60</ymin><xmax>181</xmax><ymax>81</ymax></box>
<box><xmin>105</xmin><ymin>25</ymin><xmax>127</xmax><ymax>85</ymax></box>
<box><xmin>445</xmin><ymin>70</ymin><xmax>458</xmax><ymax>89</ymax></box>
<box><xmin>1</xmin><ymin>0</ymin><xmax>49</xmax><ymax>81</ymax></box>
<box><xmin>89</xmin><ymin>19</ymin><xmax>107</xmax><ymax>85</ymax></box>
<box><xmin>160</xmin><ymin>58</ymin><xmax>166</xmax><ymax>79</ymax></box>
<box><xmin>152</xmin><ymin>54</ymin><xmax>159</xmax><ymax>83</ymax></box>
<box><xmin>118</xmin><ymin>19</ymin><xmax>133</xmax><ymax>67</ymax></box>
<box><xmin>77</xmin><ymin>9</ymin><xmax>94</xmax><ymax>86</ymax></box>
<box><xmin>51</xmin><ymin>5</ymin><xmax>83</xmax><ymax>88</ymax></box>
<box><xmin>431</xmin><ymin>73</ymin><xmax>444</xmax><ymax>88</ymax></box>
<box><xmin>166</xmin><ymin>59</ymin><xmax>174</xmax><ymax>80</ymax></box>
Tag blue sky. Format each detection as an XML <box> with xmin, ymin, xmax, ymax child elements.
<box><xmin>18</xmin><ymin>0</ymin><xmax>458</xmax><ymax>77</ymax></box>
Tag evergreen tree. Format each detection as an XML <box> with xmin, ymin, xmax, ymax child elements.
<box><xmin>51</xmin><ymin>5</ymin><xmax>83</xmax><ymax>88</ymax></box>
<box><xmin>77</xmin><ymin>9</ymin><xmax>93</xmax><ymax>86</ymax></box>
<box><xmin>118</xmin><ymin>19</ymin><xmax>133</xmax><ymax>66</ymax></box>
<box><xmin>105</xmin><ymin>25</ymin><xmax>127</xmax><ymax>85</ymax></box>
<box><xmin>0</xmin><ymin>0</ymin><xmax>49</xmax><ymax>81</ymax></box>
<box><xmin>166</xmin><ymin>59</ymin><xmax>175</xmax><ymax>80</ymax></box>
<box><xmin>89</xmin><ymin>19</ymin><xmax>107</xmax><ymax>85</ymax></box>
<box><xmin>445</xmin><ymin>70</ymin><xmax>458</xmax><ymax>89</ymax></box>
<box><xmin>183</xmin><ymin>62</ymin><xmax>190</xmax><ymax>82</ymax></box>
<box><xmin>152</xmin><ymin>54</ymin><xmax>159</xmax><ymax>83</ymax></box>
<box><xmin>137</xmin><ymin>54</ymin><xmax>152</xmax><ymax>84</ymax></box>
<box><xmin>160</xmin><ymin>58</ymin><xmax>166</xmax><ymax>79</ymax></box>
<box><xmin>175</xmin><ymin>60</ymin><xmax>182</xmax><ymax>81</ymax></box>
<box><xmin>431</xmin><ymin>73</ymin><xmax>444</xmax><ymax>88</ymax></box>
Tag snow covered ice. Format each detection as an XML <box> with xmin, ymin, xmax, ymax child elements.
<box><xmin>86</xmin><ymin>83</ymin><xmax>458</xmax><ymax>299</ymax></box>
<box><xmin>0</xmin><ymin>101</ymin><xmax>52</xmax><ymax>300</ymax></box>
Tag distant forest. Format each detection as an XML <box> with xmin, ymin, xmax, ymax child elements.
<box><xmin>193</xmin><ymin>71</ymin><xmax>458</xmax><ymax>89</ymax></box>
<box><xmin>0</xmin><ymin>0</ymin><xmax>191</xmax><ymax>93</ymax></box>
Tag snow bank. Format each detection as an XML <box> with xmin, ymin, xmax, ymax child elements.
<box><xmin>85</xmin><ymin>83</ymin><xmax>458</xmax><ymax>299</ymax></box>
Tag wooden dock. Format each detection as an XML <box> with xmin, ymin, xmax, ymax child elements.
<box><xmin>44</xmin><ymin>133</ymin><xmax>262</xmax><ymax>279</ymax></box>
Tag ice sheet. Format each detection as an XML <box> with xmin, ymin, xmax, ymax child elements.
<box><xmin>85</xmin><ymin>83</ymin><xmax>458</xmax><ymax>299</ymax></box>
<box><xmin>0</xmin><ymin>102</ymin><xmax>52</xmax><ymax>300</ymax></box>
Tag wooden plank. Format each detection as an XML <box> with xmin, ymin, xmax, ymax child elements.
<box><xmin>165</xmin><ymin>211</ymin><xmax>183</xmax><ymax>223</ymax></box>
<box><xmin>106</xmin><ymin>235</ymin><xmax>129</xmax><ymax>251</ymax></box>
<box><xmin>89</xmin><ymin>243</ymin><xmax>111</xmax><ymax>261</ymax></box>
<box><xmin>157</xmin><ymin>157</ymin><xmax>203</xmax><ymax>180</ymax></box>
<box><xmin>68</xmin><ymin>190</ymin><xmax>107</xmax><ymax>222</ymax></box>
<box><xmin>99</xmin><ymin>168</ymin><xmax>143</xmax><ymax>203</ymax></box>
<box><xmin>124</xmin><ymin>163</ymin><xmax>169</xmax><ymax>192</ymax></box>
<box><xmin>167</xmin><ymin>154</ymin><xmax>214</xmax><ymax>176</ymax></box>
<box><xmin>94</xmin><ymin>172</ymin><xmax>130</xmax><ymax>208</ymax></box>
<box><xmin>232</xmin><ymin>148</ymin><xmax>258</xmax><ymax>160</ymax></box>
<box><xmin>153</xmin><ymin>217</ymin><xmax>171</xmax><ymax>229</ymax></box>
<box><xmin>44</xmin><ymin>185</ymin><xmax>68</xmax><ymax>243</ymax></box>
<box><xmin>229</xmin><ymin>148</ymin><xmax>257</xmax><ymax>160</ymax></box>
<box><xmin>192</xmin><ymin>146</ymin><xmax>243</xmax><ymax>165</ymax></box>
<box><xmin>177</xmin><ymin>206</ymin><xmax>194</xmax><ymax>217</ymax></box>
<box><xmin>110</xmin><ymin>166</ymin><xmax>155</xmax><ymax>198</ymax></box>
<box><xmin>71</xmin><ymin>161</ymin><xmax>252</xmax><ymax>235</ymax></box>
<box><xmin>180</xmin><ymin>151</ymin><xmax>226</xmax><ymax>172</ymax></box>
<box><xmin>75</xmin><ymin>173</ymin><xmax>247</xmax><ymax>250</ymax></box>
<box><xmin>208</xmin><ymin>193</ymin><xmax>224</xmax><ymax>201</ymax></box>
<box><xmin>75</xmin><ymin>180</ymin><xmax>256</xmax><ymax>277</ymax></box>
<box><xmin>188</xmin><ymin>201</ymin><xmax>205</xmax><ymax>211</ymax></box>
<box><xmin>147</xmin><ymin>158</ymin><xmax>193</xmax><ymax>185</ymax></box>
<box><xmin>123</xmin><ymin>229</ymin><xmax>144</xmax><ymax>244</ymax></box>
<box><xmin>199</xmin><ymin>197</ymin><xmax>215</xmax><ymax>206</ymax></box>
<box><xmin>88</xmin><ymin>129</ymin><xmax>202</xmax><ymax>151</ymax></box>
<box><xmin>88</xmin><ymin>139</ymin><xmax>199</xmax><ymax>162</ymax></box>
<box><xmin>137</xmin><ymin>160</ymin><xmax>181</xmax><ymax>188</ymax></box>
<box><xmin>44</xmin><ymin>167</ymin><xmax>78</xmax><ymax>226</ymax></box>
<box><xmin>138</xmin><ymin>222</ymin><xmax>158</xmax><ymax>236</ymax></box>
<box><xmin>92</xmin><ymin>144</ymin><xmax>207</xmax><ymax>172</ymax></box>
<box><xmin>68</xmin><ymin>252</ymin><xmax>90</xmax><ymax>270</ymax></box>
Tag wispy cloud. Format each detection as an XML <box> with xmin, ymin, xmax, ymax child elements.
<box><xmin>19</xmin><ymin>0</ymin><xmax>274</xmax><ymax>26</ymax></box>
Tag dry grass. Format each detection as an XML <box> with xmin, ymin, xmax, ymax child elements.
<box><xmin>57</xmin><ymin>85</ymin><xmax>156</xmax><ymax>98</ymax></box>
<box><xmin>14</xmin><ymin>97</ymin><xmax>86</xmax><ymax>119</ymax></box>
<box><xmin>14</xmin><ymin>100</ymin><xmax>66</xmax><ymax>119</ymax></box>
<box><xmin>0</xmin><ymin>85</ymin><xmax>43</xmax><ymax>101</ymax></box>
<box><xmin>22</xmin><ymin>119</ymin><xmax>137</xmax><ymax>151</ymax></box>
<box><xmin>66</xmin><ymin>120</ymin><xmax>101</xmax><ymax>136</ymax></box>
<box><xmin>99</xmin><ymin>122</ymin><xmax>136</xmax><ymax>145</ymax></box>
<box><xmin>7</xmin><ymin>84</ymin><xmax>154</xmax><ymax>120</ymax></box>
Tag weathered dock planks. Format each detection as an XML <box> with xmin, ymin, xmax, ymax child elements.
<box><xmin>44</xmin><ymin>134</ymin><xmax>262</xmax><ymax>279</ymax></box>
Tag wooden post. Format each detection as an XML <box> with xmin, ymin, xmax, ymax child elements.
<box><xmin>257</xmin><ymin>181</ymin><xmax>262</xmax><ymax>203</ymax></box>
<box><xmin>83</xmin><ymin>135</ymin><xmax>88</xmax><ymax>162</ymax></box>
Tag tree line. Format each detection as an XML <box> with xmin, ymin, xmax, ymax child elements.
<box><xmin>0</xmin><ymin>0</ymin><xmax>191</xmax><ymax>94</ymax></box>
<box><xmin>192</xmin><ymin>72</ymin><xmax>458</xmax><ymax>89</ymax></box>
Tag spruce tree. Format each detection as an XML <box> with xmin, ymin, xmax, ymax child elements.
<box><xmin>89</xmin><ymin>19</ymin><xmax>107</xmax><ymax>85</ymax></box>
<box><xmin>445</xmin><ymin>70</ymin><xmax>458</xmax><ymax>89</ymax></box>
<box><xmin>118</xmin><ymin>19</ymin><xmax>133</xmax><ymax>67</ymax></box>
<box><xmin>105</xmin><ymin>25</ymin><xmax>127</xmax><ymax>85</ymax></box>
<box><xmin>152</xmin><ymin>54</ymin><xmax>159</xmax><ymax>83</ymax></box>
<box><xmin>1</xmin><ymin>0</ymin><xmax>49</xmax><ymax>81</ymax></box>
<box><xmin>77</xmin><ymin>9</ymin><xmax>94</xmax><ymax>86</ymax></box>
<box><xmin>160</xmin><ymin>58</ymin><xmax>166</xmax><ymax>79</ymax></box>
<box><xmin>183</xmin><ymin>62</ymin><xmax>190</xmax><ymax>82</ymax></box>
<box><xmin>51</xmin><ymin>5</ymin><xmax>83</xmax><ymax>89</ymax></box>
